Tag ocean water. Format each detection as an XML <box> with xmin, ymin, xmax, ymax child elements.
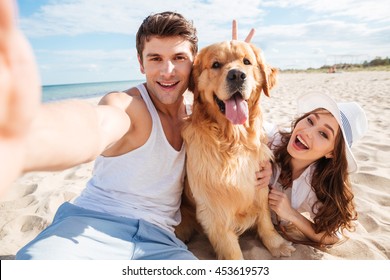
<box><xmin>42</xmin><ymin>80</ymin><xmax>145</xmax><ymax>103</ymax></box>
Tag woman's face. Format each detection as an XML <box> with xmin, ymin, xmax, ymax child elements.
<box><xmin>287</xmin><ymin>109</ymin><xmax>340</xmax><ymax>167</ymax></box>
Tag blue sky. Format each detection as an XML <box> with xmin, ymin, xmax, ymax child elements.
<box><xmin>17</xmin><ymin>0</ymin><xmax>390</xmax><ymax>85</ymax></box>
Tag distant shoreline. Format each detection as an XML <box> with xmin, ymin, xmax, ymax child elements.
<box><xmin>42</xmin><ymin>79</ymin><xmax>145</xmax><ymax>88</ymax></box>
<box><xmin>280</xmin><ymin>65</ymin><xmax>390</xmax><ymax>74</ymax></box>
<box><xmin>41</xmin><ymin>79</ymin><xmax>145</xmax><ymax>103</ymax></box>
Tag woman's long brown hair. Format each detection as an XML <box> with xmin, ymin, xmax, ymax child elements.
<box><xmin>272</xmin><ymin>109</ymin><xmax>357</xmax><ymax>245</ymax></box>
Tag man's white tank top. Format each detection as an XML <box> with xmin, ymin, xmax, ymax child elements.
<box><xmin>74</xmin><ymin>84</ymin><xmax>186</xmax><ymax>233</ymax></box>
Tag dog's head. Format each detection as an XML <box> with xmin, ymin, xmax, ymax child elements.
<box><xmin>189</xmin><ymin>41</ymin><xmax>277</xmax><ymax>125</ymax></box>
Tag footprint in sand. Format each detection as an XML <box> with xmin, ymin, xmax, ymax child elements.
<box><xmin>1</xmin><ymin>215</ymin><xmax>49</xmax><ymax>238</ymax></box>
<box><xmin>359</xmin><ymin>166</ymin><xmax>377</xmax><ymax>172</ymax></box>
<box><xmin>2</xmin><ymin>183</ymin><xmax>38</xmax><ymax>201</ymax></box>
<box><xmin>0</xmin><ymin>183</ymin><xmax>39</xmax><ymax>210</ymax></box>
<box><xmin>354</xmin><ymin>150</ymin><xmax>370</xmax><ymax>162</ymax></box>
<box><xmin>353</xmin><ymin>172</ymin><xmax>390</xmax><ymax>188</ymax></box>
<box><xmin>19</xmin><ymin>215</ymin><xmax>49</xmax><ymax>233</ymax></box>
<box><xmin>0</xmin><ymin>196</ymin><xmax>37</xmax><ymax>210</ymax></box>
<box><xmin>352</xmin><ymin>173</ymin><xmax>390</xmax><ymax>207</ymax></box>
<box><xmin>368</xmin><ymin>143</ymin><xmax>390</xmax><ymax>152</ymax></box>
<box><xmin>22</xmin><ymin>184</ymin><xmax>38</xmax><ymax>197</ymax></box>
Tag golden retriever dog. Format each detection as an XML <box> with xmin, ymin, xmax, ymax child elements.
<box><xmin>176</xmin><ymin>40</ymin><xmax>295</xmax><ymax>260</ymax></box>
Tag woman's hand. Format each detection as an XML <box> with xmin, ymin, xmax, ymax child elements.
<box><xmin>255</xmin><ymin>160</ymin><xmax>272</xmax><ymax>189</ymax></box>
<box><xmin>232</xmin><ymin>19</ymin><xmax>255</xmax><ymax>42</ymax></box>
<box><xmin>268</xmin><ymin>188</ymin><xmax>296</xmax><ymax>222</ymax></box>
<box><xmin>269</xmin><ymin>188</ymin><xmax>340</xmax><ymax>245</ymax></box>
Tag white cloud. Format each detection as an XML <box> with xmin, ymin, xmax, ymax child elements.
<box><xmin>19</xmin><ymin>0</ymin><xmax>266</xmax><ymax>40</ymax></box>
<box><xmin>312</xmin><ymin>48</ymin><xmax>324</xmax><ymax>55</ymax></box>
<box><xmin>263</xmin><ymin>0</ymin><xmax>390</xmax><ymax>23</ymax></box>
<box><xmin>254</xmin><ymin>19</ymin><xmax>388</xmax><ymax>57</ymax></box>
<box><xmin>20</xmin><ymin>0</ymin><xmax>141</xmax><ymax>36</ymax></box>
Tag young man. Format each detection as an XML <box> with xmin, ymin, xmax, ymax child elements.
<box><xmin>14</xmin><ymin>9</ymin><xmax>198</xmax><ymax>260</ymax></box>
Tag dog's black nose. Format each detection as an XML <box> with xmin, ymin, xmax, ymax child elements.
<box><xmin>227</xmin><ymin>69</ymin><xmax>246</xmax><ymax>83</ymax></box>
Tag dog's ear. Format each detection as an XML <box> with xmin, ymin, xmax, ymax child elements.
<box><xmin>188</xmin><ymin>60</ymin><xmax>196</xmax><ymax>93</ymax></box>
<box><xmin>188</xmin><ymin>54</ymin><xmax>200</xmax><ymax>101</ymax></box>
<box><xmin>251</xmin><ymin>44</ymin><xmax>278</xmax><ymax>97</ymax></box>
<box><xmin>261</xmin><ymin>65</ymin><xmax>278</xmax><ymax>97</ymax></box>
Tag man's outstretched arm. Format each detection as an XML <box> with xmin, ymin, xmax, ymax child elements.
<box><xmin>0</xmin><ymin>0</ymin><xmax>129</xmax><ymax>196</ymax></box>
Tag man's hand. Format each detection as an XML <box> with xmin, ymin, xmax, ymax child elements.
<box><xmin>232</xmin><ymin>19</ymin><xmax>255</xmax><ymax>42</ymax></box>
<box><xmin>255</xmin><ymin>160</ymin><xmax>272</xmax><ymax>189</ymax></box>
<box><xmin>0</xmin><ymin>0</ymin><xmax>41</xmax><ymax>196</ymax></box>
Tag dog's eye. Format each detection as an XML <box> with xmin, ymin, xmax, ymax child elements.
<box><xmin>212</xmin><ymin>62</ymin><xmax>221</xmax><ymax>69</ymax></box>
<box><xmin>243</xmin><ymin>58</ymin><xmax>251</xmax><ymax>65</ymax></box>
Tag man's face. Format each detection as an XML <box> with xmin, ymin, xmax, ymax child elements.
<box><xmin>139</xmin><ymin>36</ymin><xmax>194</xmax><ymax>105</ymax></box>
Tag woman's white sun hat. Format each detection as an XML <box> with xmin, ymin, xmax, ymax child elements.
<box><xmin>297</xmin><ymin>93</ymin><xmax>368</xmax><ymax>173</ymax></box>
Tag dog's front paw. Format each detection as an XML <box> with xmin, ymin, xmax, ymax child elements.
<box><xmin>263</xmin><ymin>234</ymin><xmax>296</xmax><ymax>257</ymax></box>
<box><xmin>270</xmin><ymin>241</ymin><xmax>296</xmax><ymax>257</ymax></box>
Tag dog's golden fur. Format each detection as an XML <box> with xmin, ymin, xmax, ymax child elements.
<box><xmin>176</xmin><ymin>41</ymin><xmax>295</xmax><ymax>259</ymax></box>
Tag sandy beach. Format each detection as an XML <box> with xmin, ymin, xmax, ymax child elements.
<box><xmin>1</xmin><ymin>71</ymin><xmax>389</xmax><ymax>260</ymax></box>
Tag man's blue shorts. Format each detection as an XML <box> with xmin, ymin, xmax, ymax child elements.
<box><xmin>16</xmin><ymin>202</ymin><xmax>197</xmax><ymax>260</ymax></box>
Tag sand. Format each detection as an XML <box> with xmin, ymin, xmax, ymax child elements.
<box><xmin>1</xmin><ymin>71</ymin><xmax>389</xmax><ymax>260</ymax></box>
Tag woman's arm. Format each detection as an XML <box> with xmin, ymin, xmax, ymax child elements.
<box><xmin>269</xmin><ymin>188</ymin><xmax>340</xmax><ymax>245</ymax></box>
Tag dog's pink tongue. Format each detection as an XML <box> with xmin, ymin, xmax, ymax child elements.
<box><xmin>224</xmin><ymin>95</ymin><xmax>248</xmax><ymax>125</ymax></box>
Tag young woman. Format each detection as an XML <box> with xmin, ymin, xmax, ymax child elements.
<box><xmin>264</xmin><ymin>92</ymin><xmax>368</xmax><ymax>246</ymax></box>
